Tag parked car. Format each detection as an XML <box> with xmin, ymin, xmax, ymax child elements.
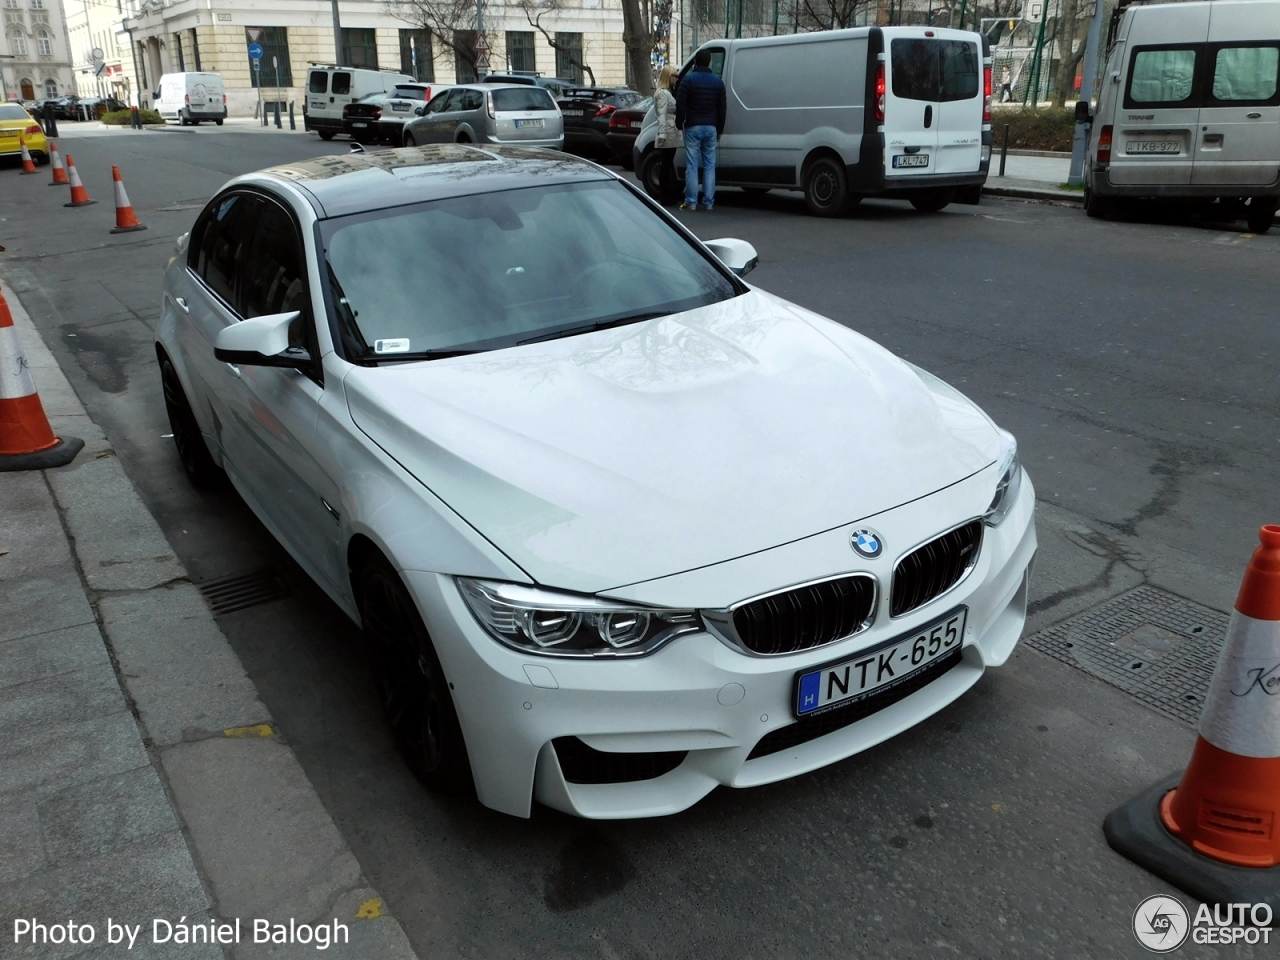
<box><xmin>305</xmin><ymin>65</ymin><xmax>414</xmax><ymax>140</ymax></box>
<box><xmin>343</xmin><ymin>92</ymin><xmax>388</xmax><ymax>142</ymax></box>
<box><xmin>44</xmin><ymin>96</ymin><xmax>83</xmax><ymax>121</ymax></box>
<box><xmin>481</xmin><ymin>74</ymin><xmax>574</xmax><ymax>98</ymax></box>
<box><xmin>605</xmin><ymin>96</ymin><xmax>652</xmax><ymax>168</ymax></box>
<box><xmin>153</xmin><ymin>72</ymin><xmax>227</xmax><ymax>125</ymax></box>
<box><xmin>157</xmin><ymin>145</ymin><xmax>1034</xmax><ymax>820</ymax></box>
<box><xmin>557</xmin><ymin>87</ymin><xmax>645</xmax><ymax>158</ymax></box>
<box><xmin>1079</xmin><ymin>0</ymin><xmax>1280</xmax><ymax>233</ymax></box>
<box><xmin>78</xmin><ymin>96</ymin><xmax>128</xmax><ymax>119</ymax></box>
<box><xmin>378</xmin><ymin>82</ymin><xmax>436</xmax><ymax>143</ymax></box>
<box><xmin>0</xmin><ymin>101</ymin><xmax>48</xmax><ymax>163</ymax></box>
<box><xmin>635</xmin><ymin>27</ymin><xmax>992</xmax><ymax>215</ymax></box>
<box><xmin>400</xmin><ymin>83</ymin><xmax>562</xmax><ymax>150</ymax></box>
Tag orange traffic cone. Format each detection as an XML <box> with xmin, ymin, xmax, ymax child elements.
<box><xmin>109</xmin><ymin>165</ymin><xmax>146</xmax><ymax>234</ymax></box>
<box><xmin>47</xmin><ymin>141</ymin><xmax>68</xmax><ymax>186</ymax></box>
<box><xmin>1105</xmin><ymin>525</ymin><xmax>1280</xmax><ymax>912</ymax></box>
<box><xmin>0</xmin><ymin>287</ymin><xmax>84</xmax><ymax>472</ymax></box>
<box><xmin>63</xmin><ymin>154</ymin><xmax>96</xmax><ymax>207</ymax></box>
<box><xmin>18</xmin><ymin>136</ymin><xmax>37</xmax><ymax>175</ymax></box>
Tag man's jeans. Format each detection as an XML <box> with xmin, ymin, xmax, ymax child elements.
<box><xmin>684</xmin><ymin>125</ymin><xmax>717</xmax><ymax>208</ymax></box>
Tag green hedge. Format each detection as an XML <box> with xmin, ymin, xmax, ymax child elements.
<box><xmin>101</xmin><ymin>108</ymin><xmax>164</xmax><ymax>126</ymax></box>
<box><xmin>989</xmin><ymin>107</ymin><xmax>1076</xmax><ymax>153</ymax></box>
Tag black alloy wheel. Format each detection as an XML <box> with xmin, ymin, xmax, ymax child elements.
<box><xmin>159</xmin><ymin>357</ymin><xmax>224</xmax><ymax>488</ymax></box>
<box><xmin>803</xmin><ymin>156</ymin><xmax>850</xmax><ymax>217</ymax></box>
<box><xmin>358</xmin><ymin>554</ymin><xmax>473</xmax><ymax>794</ymax></box>
<box><xmin>909</xmin><ymin>188</ymin><xmax>954</xmax><ymax>213</ymax></box>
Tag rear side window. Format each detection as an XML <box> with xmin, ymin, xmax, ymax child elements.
<box><xmin>492</xmin><ymin>87</ymin><xmax>555</xmax><ymax>111</ymax></box>
<box><xmin>191</xmin><ymin>194</ymin><xmax>262</xmax><ymax>310</ymax></box>
<box><xmin>309</xmin><ymin>71</ymin><xmax>328</xmax><ymax>94</ymax></box>
<box><xmin>332</xmin><ymin>72</ymin><xmax>351</xmax><ymax>95</ymax></box>
<box><xmin>461</xmin><ymin>89</ymin><xmax>484</xmax><ymax>110</ymax></box>
<box><xmin>1128</xmin><ymin>48</ymin><xmax>1197</xmax><ymax>104</ymax></box>
<box><xmin>1211</xmin><ymin>46</ymin><xmax>1280</xmax><ymax>102</ymax></box>
<box><xmin>891</xmin><ymin>39</ymin><xmax>978</xmax><ymax>102</ymax></box>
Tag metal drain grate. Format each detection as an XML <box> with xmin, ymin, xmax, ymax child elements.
<box><xmin>1026</xmin><ymin>585</ymin><xmax>1231</xmax><ymax>726</ymax></box>
<box><xmin>196</xmin><ymin>569</ymin><xmax>290</xmax><ymax>616</ymax></box>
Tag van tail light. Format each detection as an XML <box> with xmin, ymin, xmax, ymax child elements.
<box><xmin>1098</xmin><ymin>124</ymin><xmax>1113</xmax><ymax>164</ymax></box>
<box><xmin>874</xmin><ymin>64</ymin><xmax>885</xmax><ymax>123</ymax></box>
<box><xmin>595</xmin><ymin>104</ymin><xmax>617</xmax><ymax>118</ymax></box>
<box><xmin>222</xmin><ymin>94</ymin><xmax>227</xmax><ymax>104</ymax></box>
<box><xmin>184</xmin><ymin>94</ymin><xmax>190</xmax><ymax>104</ymax></box>
<box><xmin>983</xmin><ymin>66</ymin><xmax>992</xmax><ymax>122</ymax></box>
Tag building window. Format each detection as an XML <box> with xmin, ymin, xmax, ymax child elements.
<box><xmin>555</xmin><ymin>32</ymin><xmax>583</xmax><ymax>84</ymax></box>
<box><xmin>341</xmin><ymin>27</ymin><xmax>377</xmax><ymax>69</ymax></box>
<box><xmin>506</xmin><ymin>31</ymin><xmax>535</xmax><ymax>75</ymax></box>
<box><xmin>44</xmin><ymin>77</ymin><xmax>56</xmax><ymax>96</ymax></box>
<box><xmin>8</xmin><ymin>30</ymin><xmax>25</xmax><ymax>56</ymax></box>
<box><xmin>30</xmin><ymin>0</ymin><xmax>42</xmax><ymax>8</ymax></box>
<box><xmin>173</xmin><ymin>31</ymin><xmax>184</xmax><ymax>70</ymax></box>
<box><xmin>453</xmin><ymin>29</ymin><xmax>476</xmax><ymax>82</ymax></box>
<box><xmin>190</xmin><ymin>26</ymin><xmax>200</xmax><ymax>70</ymax></box>
<box><xmin>36</xmin><ymin>29</ymin><xmax>48</xmax><ymax>55</ymax></box>
<box><xmin>248</xmin><ymin>26</ymin><xmax>292</xmax><ymax>87</ymax></box>
<box><xmin>399</xmin><ymin>28</ymin><xmax>432</xmax><ymax>81</ymax></box>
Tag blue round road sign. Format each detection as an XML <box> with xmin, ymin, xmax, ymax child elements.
<box><xmin>247</xmin><ymin>42</ymin><xmax>264</xmax><ymax>59</ymax></box>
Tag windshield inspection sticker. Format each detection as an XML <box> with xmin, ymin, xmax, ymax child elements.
<box><xmin>374</xmin><ymin>339</ymin><xmax>410</xmax><ymax>354</ymax></box>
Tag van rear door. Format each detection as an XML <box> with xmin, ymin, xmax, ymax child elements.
<box><xmin>1193</xmin><ymin>3</ymin><xmax>1280</xmax><ymax>188</ymax></box>
<box><xmin>935</xmin><ymin>37</ymin><xmax>983</xmax><ymax>174</ymax></box>
<box><xmin>308</xmin><ymin>70</ymin><xmax>329</xmax><ymax>115</ymax></box>
<box><xmin>884</xmin><ymin>34</ymin><xmax>939</xmax><ymax>178</ymax></box>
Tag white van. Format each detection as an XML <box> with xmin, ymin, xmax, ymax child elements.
<box><xmin>304</xmin><ymin>65</ymin><xmax>415</xmax><ymax>140</ymax></box>
<box><xmin>1080</xmin><ymin>0</ymin><xmax>1280</xmax><ymax>232</ymax></box>
<box><xmin>634</xmin><ymin>27</ymin><xmax>992</xmax><ymax>215</ymax></box>
<box><xmin>153</xmin><ymin>72</ymin><xmax>226</xmax><ymax>126</ymax></box>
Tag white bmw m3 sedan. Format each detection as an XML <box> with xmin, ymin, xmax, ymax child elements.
<box><xmin>156</xmin><ymin>144</ymin><xmax>1036</xmax><ymax>819</ymax></box>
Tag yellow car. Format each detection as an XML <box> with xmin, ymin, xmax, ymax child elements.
<box><xmin>0</xmin><ymin>102</ymin><xmax>48</xmax><ymax>165</ymax></box>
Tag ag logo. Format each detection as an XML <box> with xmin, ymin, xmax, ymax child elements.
<box><xmin>850</xmin><ymin>528</ymin><xmax>883</xmax><ymax>559</ymax></box>
<box><xmin>1132</xmin><ymin>895</ymin><xmax>1190</xmax><ymax>953</ymax></box>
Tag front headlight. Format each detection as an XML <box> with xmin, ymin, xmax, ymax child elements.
<box><xmin>984</xmin><ymin>435</ymin><xmax>1022</xmax><ymax>527</ymax></box>
<box><xmin>457</xmin><ymin>578</ymin><xmax>700</xmax><ymax>658</ymax></box>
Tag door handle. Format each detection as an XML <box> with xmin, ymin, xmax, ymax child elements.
<box><xmin>174</xmin><ymin>297</ymin><xmax>189</xmax><ymax>313</ymax></box>
<box><xmin>924</xmin><ymin>105</ymin><xmax>933</xmax><ymax>129</ymax></box>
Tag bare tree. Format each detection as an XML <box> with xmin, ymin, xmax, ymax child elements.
<box><xmin>620</xmin><ymin>0</ymin><xmax>656</xmax><ymax>94</ymax></box>
<box><xmin>515</xmin><ymin>0</ymin><xmax>597</xmax><ymax>86</ymax></box>
<box><xmin>796</xmin><ymin>0</ymin><xmax>869</xmax><ymax>31</ymax></box>
<box><xmin>388</xmin><ymin>0</ymin><xmax>485</xmax><ymax>81</ymax></box>
<box><xmin>1050</xmin><ymin>0</ymin><xmax>1090</xmax><ymax>107</ymax></box>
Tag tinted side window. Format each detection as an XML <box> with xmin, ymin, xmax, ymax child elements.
<box><xmin>891</xmin><ymin>39</ymin><xmax>937</xmax><ymax>101</ymax></box>
<box><xmin>426</xmin><ymin>90</ymin><xmax>451</xmax><ymax>113</ymax></box>
<box><xmin>193</xmin><ymin>194</ymin><xmax>261</xmax><ymax>310</ymax></box>
<box><xmin>332</xmin><ymin>72</ymin><xmax>352</xmax><ymax>95</ymax></box>
<box><xmin>1127</xmin><ymin>48</ymin><xmax>1197</xmax><ymax>105</ymax></box>
<box><xmin>309</xmin><ymin>71</ymin><xmax>328</xmax><ymax>94</ymax></box>
<box><xmin>1211</xmin><ymin>45</ymin><xmax>1280</xmax><ymax>103</ymax></box>
<box><xmin>241</xmin><ymin>201</ymin><xmax>306</xmax><ymax>320</ymax></box>
<box><xmin>678</xmin><ymin>49</ymin><xmax>726</xmax><ymax>82</ymax></box>
<box><xmin>939</xmin><ymin>41</ymin><xmax>979</xmax><ymax>101</ymax></box>
<box><xmin>442</xmin><ymin>90</ymin><xmax>464</xmax><ymax>112</ymax></box>
<box><xmin>461</xmin><ymin>89</ymin><xmax>484</xmax><ymax>110</ymax></box>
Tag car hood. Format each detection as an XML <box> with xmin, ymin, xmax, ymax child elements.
<box><xmin>344</xmin><ymin>290</ymin><xmax>1001</xmax><ymax>593</ymax></box>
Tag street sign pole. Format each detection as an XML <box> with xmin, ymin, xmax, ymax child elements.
<box><xmin>1068</xmin><ymin>0</ymin><xmax>1108</xmax><ymax>187</ymax></box>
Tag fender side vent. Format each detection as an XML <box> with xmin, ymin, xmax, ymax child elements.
<box><xmin>552</xmin><ymin>737</ymin><xmax>687</xmax><ymax>784</ymax></box>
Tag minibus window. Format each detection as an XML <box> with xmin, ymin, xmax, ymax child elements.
<box><xmin>332</xmin><ymin>72</ymin><xmax>352</xmax><ymax>95</ymax></box>
<box><xmin>1212</xmin><ymin>46</ymin><xmax>1279</xmax><ymax>102</ymax></box>
<box><xmin>309</xmin><ymin>71</ymin><xmax>328</xmax><ymax>94</ymax></box>
<box><xmin>939</xmin><ymin>41</ymin><xmax>979</xmax><ymax>101</ymax></box>
<box><xmin>891</xmin><ymin>39</ymin><xmax>936</xmax><ymax>102</ymax></box>
<box><xmin>1129</xmin><ymin>48</ymin><xmax>1196</xmax><ymax>104</ymax></box>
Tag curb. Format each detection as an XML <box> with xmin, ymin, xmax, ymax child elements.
<box><xmin>984</xmin><ymin>183</ymin><xmax>1083</xmax><ymax>204</ymax></box>
<box><xmin>0</xmin><ymin>278</ymin><xmax>420</xmax><ymax>959</ymax></box>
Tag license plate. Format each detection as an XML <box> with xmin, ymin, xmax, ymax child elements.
<box><xmin>515</xmin><ymin>118</ymin><xmax>544</xmax><ymax>128</ymax></box>
<box><xmin>562</xmin><ymin>109</ymin><xmax>583</xmax><ymax>116</ymax></box>
<box><xmin>631</xmin><ymin>120</ymin><xmax>643</xmax><ymax>128</ymax></box>
<box><xmin>391</xmin><ymin>103</ymin><xmax>409</xmax><ymax>112</ymax></box>
<box><xmin>1126</xmin><ymin>140</ymin><xmax>1180</xmax><ymax>154</ymax></box>
<box><xmin>794</xmin><ymin>607</ymin><xmax>966</xmax><ymax>718</ymax></box>
<box><xmin>892</xmin><ymin>154</ymin><xmax>930</xmax><ymax>168</ymax></box>
<box><xmin>352</xmin><ymin>122</ymin><xmax>367</xmax><ymax>127</ymax></box>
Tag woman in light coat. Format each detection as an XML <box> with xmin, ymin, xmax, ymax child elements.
<box><xmin>649</xmin><ymin>65</ymin><xmax>680</xmax><ymax>204</ymax></box>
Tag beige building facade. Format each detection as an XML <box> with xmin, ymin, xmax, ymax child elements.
<box><xmin>2</xmin><ymin>0</ymin><xmax>75</xmax><ymax>102</ymax></box>
<box><xmin>120</xmin><ymin>0</ymin><xmax>627</xmax><ymax>118</ymax></box>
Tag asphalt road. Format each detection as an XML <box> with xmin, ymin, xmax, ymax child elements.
<box><xmin>3</xmin><ymin>128</ymin><xmax>1278</xmax><ymax>960</ymax></box>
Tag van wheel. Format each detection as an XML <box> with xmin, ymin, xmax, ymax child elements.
<box><xmin>318</xmin><ymin>130</ymin><xmax>335</xmax><ymax>141</ymax></box>
<box><xmin>1245</xmin><ymin>198</ymin><xmax>1277</xmax><ymax>235</ymax></box>
<box><xmin>1083</xmin><ymin>186</ymin><xmax>1111</xmax><ymax>220</ymax></box>
<box><xmin>358</xmin><ymin>553</ymin><xmax>473</xmax><ymax>794</ymax></box>
<box><xmin>640</xmin><ymin>148</ymin><xmax>680</xmax><ymax>205</ymax></box>
<box><xmin>803</xmin><ymin>156</ymin><xmax>849</xmax><ymax>217</ymax></box>
<box><xmin>215</xmin><ymin>119</ymin><xmax>223</xmax><ymax>126</ymax></box>
<box><xmin>909</xmin><ymin>189</ymin><xmax>953</xmax><ymax>213</ymax></box>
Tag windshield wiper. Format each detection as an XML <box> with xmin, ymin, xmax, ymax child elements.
<box><xmin>372</xmin><ymin>348</ymin><xmax>483</xmax><ymax>363</ymax></box>
<box><xmin>518</xmin><ymin>311</ymin><xmax>672</xmax><ymax>346</ymax></box>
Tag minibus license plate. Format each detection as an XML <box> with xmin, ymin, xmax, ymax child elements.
<box><xmin>794</xmin><ymin>608</ymin><xmax>966</xmax><ymax>718</ymax></box>
<box><xmin>515</xmin><ymin>118</ymin><xmax>544</xmax><ymax>128</ymax></box>
<box><xmin>893</xmin><ymin>154</ymin><xmax>929</xmax><ymax>168</ymax></box>
<box><xmin>1126</xmin><ymin>141</ymin><xmax>1180</xmax><ymax>154</ymax></box>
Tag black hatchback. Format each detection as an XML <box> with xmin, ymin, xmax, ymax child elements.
<box><xmin>556</xmin><ymin>88</ymin><xmax>644</xmax><ymax>159</ymax></box>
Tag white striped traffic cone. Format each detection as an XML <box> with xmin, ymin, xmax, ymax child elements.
<box><xmin>18</xmin><ymin>136</ymin><xmax>37</xmax><ymax>175</ymax></box>
<box><xmin>48</xmin><ymin>141</ymin><xmax>68</xmax><ymax>186</ymax></box>
<box><xmin>109</xmin><ymin>166</ymin><xmax>146</xmax><ymax>234</ymax></box>
<box><xmin>63</xmin><ymin>154</ymin><xmax>96</xmax><ymax>207</ymax></box>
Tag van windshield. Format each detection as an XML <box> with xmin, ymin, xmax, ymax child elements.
<box><xmin>891</xmin><ymin>39</ymin><xmax>979</xmax><ymax>102</ymax></box>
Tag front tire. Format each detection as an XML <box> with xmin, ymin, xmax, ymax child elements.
<box><xmin>318</xmin><ymin>130</ymin><xmax>335</xmax><ymax>141</ymax></box>
<box><xmin>1246</xmin><ymin>198</ymin><xmax>1276</xmax><ymax>235</ymax></box>
<box><xmin>160</xmin><ymin>357</ymin><xmax>223</xmax><ymax>488</ymax></box>
<box><xmin>803</xmin><ymin>156</ymin><xmax>850</xmax><ymax>217</ymax></box>
<box><xmin>639</xmin><ymin>148</ymin><xmax>680</xmax><ymax>205</ymax></box>
<box><xmin>402</xmin><ymin>131</ymin><xmax>416</xmax><ymax>147</ymax></box>
<box><xmin>358</xmin><ymin>553</ymin><xmax>473</xmax><ymax>794</ymax></box>
<box><xmin>909</xmin><ymin>189</ymin><xmax>954</xmax><ymax>213</ymax></box>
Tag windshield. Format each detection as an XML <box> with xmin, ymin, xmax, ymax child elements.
<box><xmin>0</xmin><ymin>104</ymin><xmax>31</xmax><ymax>121</ymax></box>
<box><xmin>492</xmin><ymin>87</ymin><xmax>555</xmax><ymax>111</ymax></box>
<box><xmin>323</xmin><ymin>180</ymin><xmax>738</xmax><ymax>360</ymax></box>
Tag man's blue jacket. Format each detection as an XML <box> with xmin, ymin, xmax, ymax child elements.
<box><xmin>675</xmin><ymin>66</ymin><xmax>726</xmax><ymax>135</ymax></box>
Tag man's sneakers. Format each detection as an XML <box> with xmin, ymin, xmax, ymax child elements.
<box><xmin>679</xmin><ymin>202</ymin><xmax>713</xmax><ymax>211</ymax></box>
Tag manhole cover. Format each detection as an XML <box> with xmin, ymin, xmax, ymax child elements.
<box><xmin>1026</xmin><ymin>585</ymin><xmax>1230</xmax><ymax>725</ymax></box>
<box><xmin>197</xmin><ymin>569</ymin><xmax>290</xmax><ymax>616</ymax></box>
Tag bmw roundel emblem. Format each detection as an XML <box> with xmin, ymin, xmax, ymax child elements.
<box><xmin>850</xmin><ymin>529</ymin><xmax>883</xmax><ymax>559</ymax></box>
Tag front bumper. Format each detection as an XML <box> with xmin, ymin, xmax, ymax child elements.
<box><xmin>407</xmin><ymin>467</ymin><xmax>1037</xmax><ymax>820</ymax></box>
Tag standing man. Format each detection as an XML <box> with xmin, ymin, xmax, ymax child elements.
<box><xmin>675</xmin><ymin>49</ymin><xmax>726</xmax><ymax>212</ymax></box>
<box><xmin>1000</xmin><ymin>65</ymin><xmax>1013</xmax><ymax>103</ymax></box>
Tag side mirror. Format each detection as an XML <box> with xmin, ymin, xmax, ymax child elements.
<box><xmin>704</xmin><ymin>238</ymin><xmax>759</xmax><ymax>278</ymax></box>
<box><xmin>214</xmin><ymin>311</ymin><xmax>312</xmax><ymax>368</ymax></box>
<box><xmin>1074</xmin><ymin>100</ymin><xmax>1093</xmax><ymax>125</ymax></box>
<box><xmin>414</xmin><ymin>105</ymin><xmax>425</xmax><ymax>116</ymax></box>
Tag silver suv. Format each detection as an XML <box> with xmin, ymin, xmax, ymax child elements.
<box><xmin>400</xmin><ymin>84</ymin><xmax>563</xmax><ymax>150</ymax></box>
